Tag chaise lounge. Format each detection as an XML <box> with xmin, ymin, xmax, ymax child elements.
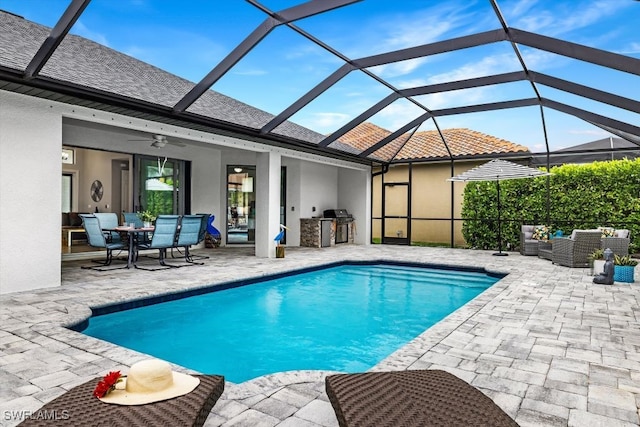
<box><xmin>325</xmin><ymin>370</ymin><xmax>518</xmax><ymax>427</ymax></box>
<box><xmin>18</xmin><ymin>374</ymin><xmax>224</xmax><ymax>426</ymax></box>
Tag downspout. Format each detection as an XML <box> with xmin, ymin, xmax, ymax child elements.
<box><xmin>371</xmin><ymin>163</ymin><xmax>389</xmax><ymax>177</ymax></box>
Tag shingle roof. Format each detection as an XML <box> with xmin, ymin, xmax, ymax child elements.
<box><xmin>0</xmin><ymin>11</ymin><xmax>326</xmax><ymax>144</ymax></box>
<box><xmin>338</xmin><ymin>122</ymin><xmax>530</xmax><ymax>161</ymax></box>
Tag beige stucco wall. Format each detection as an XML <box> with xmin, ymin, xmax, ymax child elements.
<box><xmin>372</xmin><ymin>160</ymin><xmax>487</xmax><ymax>246</ymax></box>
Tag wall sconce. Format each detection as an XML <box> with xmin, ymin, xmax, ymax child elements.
<box><xmin>62</xmin><ymin>148</ymin><xmax>74</xmax><ymax>164</ymax></box>
<box><xmin>241</xmin><ymin>177</ymin><xmax>253</xmax><ymax>193</ymax></box>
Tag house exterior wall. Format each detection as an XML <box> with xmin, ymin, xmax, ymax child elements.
<box><xmin>1</xmin><ymin>91</ymin><xmax>62</xmax><ymax>294</ymax></box>
<box><xmin>338</xmin><ymin>168</ymin><xmax>370</xmax><ymax>245</ymax></box>
<box><xmin>0</xmin><ymin>89</ymin><xmax>370</xmax><ymax>294</ymax></box>
<box><xmin>371</xmin><ymin>160</ymin><xmax>486</xmax><ymax>247</ymax></box>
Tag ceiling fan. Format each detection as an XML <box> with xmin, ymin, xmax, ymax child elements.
<box><xmin>128</xmin><ymin>134</ymin><xmax>185</xmax><ymax>148</ymax></box>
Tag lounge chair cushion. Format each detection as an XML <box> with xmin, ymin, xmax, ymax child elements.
<box><xmin>325</xmin><ymin>370</ymin><xmax>518</xmax><ymax>427</ymax></box>
<box><xmin>18</xmin><ymin>374</ymin><xmax>224</xmax><ymax>427</ymax></box>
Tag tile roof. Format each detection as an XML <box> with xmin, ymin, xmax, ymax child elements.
<box><xmin>336</xmin><ymin>122</ymin><xmax>530</xmax><ymax>161</ymax></box>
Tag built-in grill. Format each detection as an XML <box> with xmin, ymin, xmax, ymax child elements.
<box><xmin>323</xmin><ymin>209</ymin><xmax>354</xmax><ymax>244</ymax></box>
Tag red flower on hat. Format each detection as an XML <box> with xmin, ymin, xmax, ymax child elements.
<box><xmin>93</xmin><ymin>371</ymin><xmax>122</xmax><ymax>398</ymax></box>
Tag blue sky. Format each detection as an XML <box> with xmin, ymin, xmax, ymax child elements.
<box><xmin>2</xmin><ymin>0</ymin><xmax>639</xmax><ymax>153</ymax></box>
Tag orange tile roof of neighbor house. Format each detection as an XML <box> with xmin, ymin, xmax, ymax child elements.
<box><xmin>337</xmin><ymin>122</ymin><xmax>530</xmax><ymax>161</ymax></box>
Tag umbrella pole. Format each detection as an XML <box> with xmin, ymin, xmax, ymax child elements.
<box><xmin>493</xmin><ymin>179</ymin><xmax>508</xmax><ymax>256</ymax></box>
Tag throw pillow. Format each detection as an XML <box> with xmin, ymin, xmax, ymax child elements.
<box><xmin>532</xmin><ymin>225</ymin><xmax>549</xmax><ymax>241</ymax></box>
<box><xmin>598</xmin><ymin>227</ymin><xmax>615</xmax><ymax>238</ymax></box>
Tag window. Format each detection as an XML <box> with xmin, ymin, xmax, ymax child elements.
<box><xmin>62</xmin><ymin>173</ymin><xmax>72</xmax><ymax>212</ymax></box>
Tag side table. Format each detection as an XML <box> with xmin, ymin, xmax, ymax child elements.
<box><xmin>538</xmin><ymin>240</ymin><xmax>553</xmax><ymax>261</ymax></box>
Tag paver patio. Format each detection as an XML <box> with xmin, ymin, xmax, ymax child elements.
<box><xmin>0</xmin><ymin>245</ymin><xmax>638</xmax><ymax>426</ymax></box>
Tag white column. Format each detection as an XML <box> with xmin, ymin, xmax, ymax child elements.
<box><xmin>255</xmin><ymin>151</ymin><xmax>281</xmax><ymax>258</ymax></box>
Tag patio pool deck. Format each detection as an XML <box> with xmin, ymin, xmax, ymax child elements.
<box><xmin>1</xmin><ymin>245</ymin><xmax>639</xmax><ymax>427</ymax></box>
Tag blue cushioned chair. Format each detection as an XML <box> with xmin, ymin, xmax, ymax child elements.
<box><xmin>174</xmin><ymin>215</ymin><xmax>205</xmax><ymax>265</ymax></box>
<box><xmin>79</xmin><ymin>214</ymin><xmax>126</xmax><ymax>269</ymax></box>
<box><xmin>94</xmin><ymin>212</ymin><xmax>122</xmax><ymax>243</ymax></box>
<box><xmin>135</xmin><ymin>215</ymin><xmax>180</xmax><ymax>269</ymax></box>
<box><xmin>123</xmin><ymin>212</ymin><xmax>151</xmax><ymax>245</ymax></box>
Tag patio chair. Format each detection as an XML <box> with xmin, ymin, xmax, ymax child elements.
<box><xmin>172</xmin><ymin>213</ymin><xmax>210</xmax><ymax>261</ymax></box>
<box><xmin>519</xmin><ymin>224</ymin><xmax>542</xmax><ymax>256</ymax></box>
<box><xmin>552</xmin><ymin>230</ymin><xmax>602</xmax><ymax>267</ymax></box>
<box><xmin>123</xmin><ymin>212</ymin><xmax>152</xmax><ymax>245</ymax></box>
<box><xmin>94</xmin><ymin>212</ymin><xmax>122</xmax><ymax>243</ymax></box>
<box><xmin>601</xmin><ymin>229</ymin><xmax>630</xmax><ymax>256</ymax></box>
<box><xmin>325</xmin><ymin>370</ymin><xmax>518</xmax><ymax>427</ymax></box>
<box><xmin>79</xmin><ymin>214</ymin><xmax>127</xmax><ymax>269</ymax></box>
<box><xmin>135</xmin><ymin>215</ymin><xmax>180</xmax><ymax>270</ymax></box>
<box><xmin>173</xmin><ymin>215</ymin><xmax>205</xmax><ymax>265</ymax></box>
<box><xmin>17</xmin><ymin>374</ymin><xmax>224</xmax><ymax>427</ymax></box>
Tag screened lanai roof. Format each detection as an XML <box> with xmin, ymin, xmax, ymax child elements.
<box><xmin>0</xmin><ymin>0</ymin><xmax>638</xmax><ymax>165</ymax></box>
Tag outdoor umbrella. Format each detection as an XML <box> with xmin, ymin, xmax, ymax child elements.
<box><xmin>448</xmin><ymin>159</ymin><xmax>550</xmax><ymax>256</ymax></box>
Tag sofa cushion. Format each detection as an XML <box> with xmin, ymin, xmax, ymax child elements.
<box><xmin>614</xmin><ymin>229</ymin><xmax>630</xmax><ymax>238</ymax></box>
<box><xmin>68</xmin><ymin>212</ymin><xmax>83</xmax><ymax>227</ymax></box>
<box><xmin>62</xmin><ymin>212</ymin><xmax>70</xmax><ymax>227</ymax></box>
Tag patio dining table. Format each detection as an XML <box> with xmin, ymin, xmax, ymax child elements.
<box><xmin>108</xmin><ymin>225</ymin><xmax>155</xmax><ymax>268</ymax></box>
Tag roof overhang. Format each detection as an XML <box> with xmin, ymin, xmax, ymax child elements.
<box><xmin>0</xmin><ymin>69</ymin><xmax>376</xmax><ymax>167</ymax></box>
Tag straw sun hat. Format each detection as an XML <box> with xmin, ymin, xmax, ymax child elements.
<box><xmin>100</xmin><ymin>359</ymin><xmax>200</xmax><ymax>405</ymax></box>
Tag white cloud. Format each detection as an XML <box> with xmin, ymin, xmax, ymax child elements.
<box><xmin>372</xmin><ymin>58</ymin><xmax>430</xmax><ymax>79</ymax></box>
<box><xmin>376</xmin><ymin>102</ymin><xmax>426</xmax><ymax>130</ymax></box>
<box><xmin>73</xmin><ymin>20</ymin><xmax>109</xmax><ymax>46</ymax></box>
<box><xmin>427</xmin><ymin>53</ymin><xmax>520</xmax><ymax>84</ymax></box>
<box><xmin>620</xmin><ymin>42</ymin><xmax>640</xmax><ymax>55</ymax></box>
<box><xmin>394</xmin><ymin>78</ymin><xmax>429</xmax><ymax>89</ymax></box>
<box><xmin>509</xmin><ymin>0</ymin><xmax>630</xmax><ymax>37</ymax></box>
<box><xmin>303</xmin><ymin>112</ymin><xmax>351</xmax><ymax>131</ymax></box>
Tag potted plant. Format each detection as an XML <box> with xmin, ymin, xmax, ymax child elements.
<box><xmin>139</xmin><ymin>210</ymin><xmax>156</xmax><ymax>228</ymax></box>
<box><xmin>589</xmin><ymin>249</ymin><xmax>605</xmax><ymax>276</ymax></box>
<box><xmin>613</xmin><ymin>255</ymin><xmax>638</xmax><ymax>283</ymax></box>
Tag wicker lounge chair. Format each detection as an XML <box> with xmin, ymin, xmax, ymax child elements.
<box><xmin>325</xmin><ymin>370</ymin><xmax>518</xmax><ymax>427</ymax></box>
<box><xmin>519</xmin><ymin>225</ymin><xmax>542</xmax><ymax>256</ymax></box>
<box><xmin>552</xmin><ymin>230</ymin><xmax>602</xmax><ymax>267</ymax></box>
<box><xmin>18</xmin><ymin>375</ymin><xmax>224</xmax><ymax>427</ymax></box>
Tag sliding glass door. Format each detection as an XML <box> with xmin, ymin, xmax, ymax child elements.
<box><xmin>227</xmin><ymin>166</ymin><xmax>256</xmax><ymax>244</ymax></box>
<box><xmin>135</xmin><ymin>156</ymin><xmax>185</xmax><ymax>216</ymax></box>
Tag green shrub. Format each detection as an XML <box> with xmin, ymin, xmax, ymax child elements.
<box><xmin>461</xmin><ymin>159</ymin><xmax>640</xmax><ymax>252</ymax></box>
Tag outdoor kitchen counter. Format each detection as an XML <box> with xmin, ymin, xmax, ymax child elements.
<box><xmin>300</xmin><ymin>218</ymin><xmax>335</xmax><ymax>248</ymax></box>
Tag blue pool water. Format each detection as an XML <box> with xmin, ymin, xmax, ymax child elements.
<box><xmin>82</xmin><ymin>263</ymin><xmax>499</xmax><ymax>383</ymax></box>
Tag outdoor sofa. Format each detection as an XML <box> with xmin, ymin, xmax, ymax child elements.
<box><xmin>600</xmin><ymin>228</ymin><xmax>631</xmax><ymax>256</ymax></box>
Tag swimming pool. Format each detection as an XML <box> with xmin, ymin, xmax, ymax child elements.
<box><xmin>80</xmin><ymin>262</ymin><xmax>501</xmax><ymax>383</ymax></box>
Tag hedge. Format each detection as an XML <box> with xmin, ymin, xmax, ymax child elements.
<box><xmin>461</xmin><ymin>158</ymin><xmax>640</xmax><ymax>253</ymax></box>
